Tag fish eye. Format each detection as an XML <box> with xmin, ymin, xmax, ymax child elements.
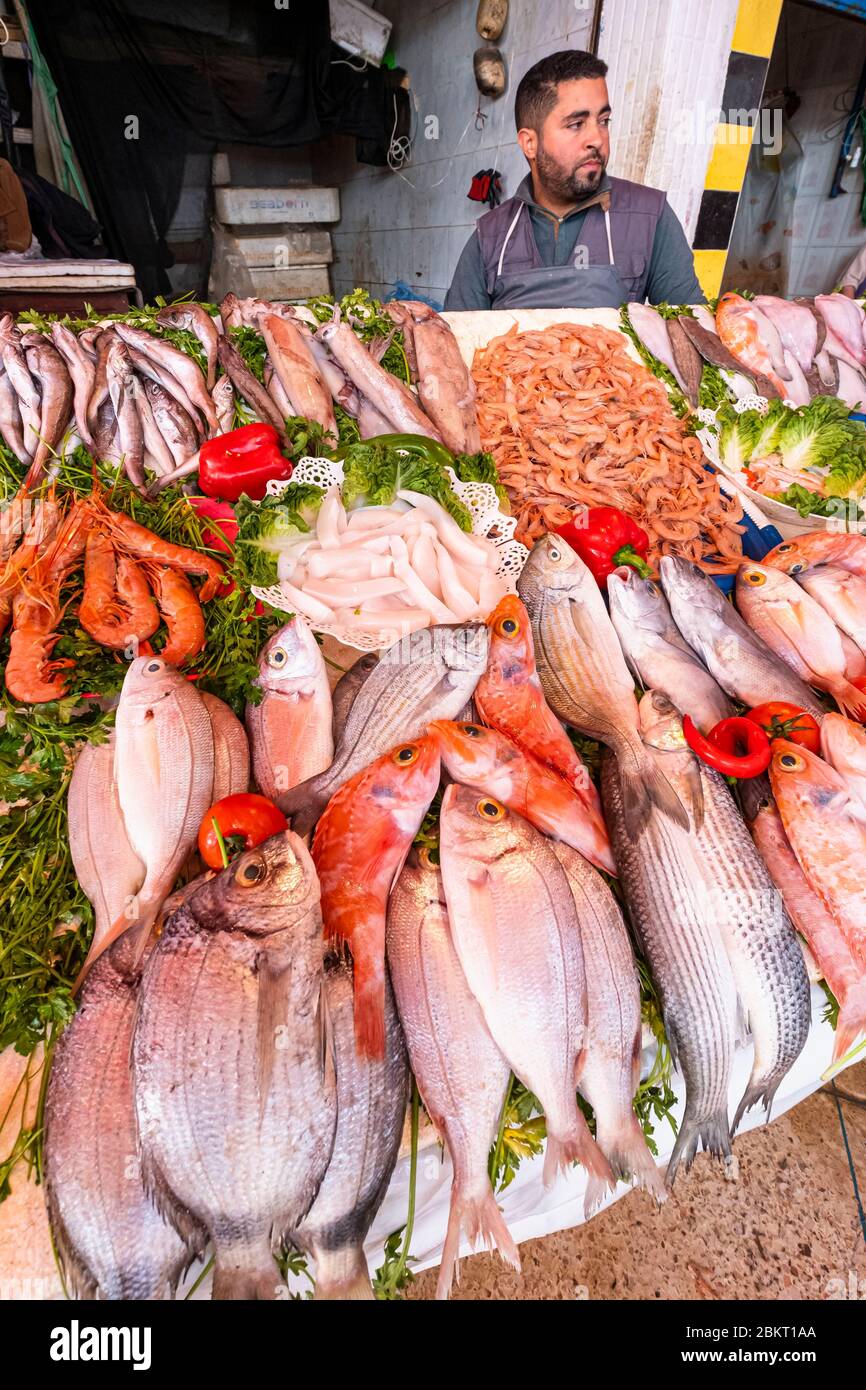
<box><xmin>548</xmin><ymin>547</ymin><xmax>562</xmax><ymax>562</ymax></box>
<box><xmin>476</xmin><ymin>798</ymin><xmax>505</xmax><ymax>821</ymax></box>
<box><xmin>777</xmin><ymin>751</ymin><xmax>805</xmax><ymax>772</ymax></box>
<box><xmin>235</xmin><ymin>855</ymin><xmax>266</xmax><ymax>886</ymax></box>
<box><xmin>393</xmin><ymin>744</ymin><xmax>419</xmax><ymax>765</ymax></box>
<box><xmin>789</xmin><ymin>563</ymin><xmax>805</xmax><ymax>575</ymax></box>
<box><xmin>743</xmin><ymin>570</ymin><xmax>766</xmax><ymax>587</ymax></box>
<box><xmin>267</xmin><ymin>647</ymin><xmax>288</xmax><ymax>668</ymax></box>
<box><xmin>495</xmin><ymin>615</ymin><xmax>519</xmax><ymax>637</ymax></box>
<box><xmin>145</xmin><ymin>660</ymin><xmax>163</xmax><ymax>674</ymax></box>
<box><xmin>462</xmin><ymin>724</ymin><xmax>483</xmax><ymax>737</ymax></box>
<box><xmin>777</xmin><ymin>544</ymin><xmax>793</xmax><ymax>553</ymax></box>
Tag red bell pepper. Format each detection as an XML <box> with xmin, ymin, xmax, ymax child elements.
<box><xmin>198</xmin><ymin>793</ymin><xmax>288</xmax><ymax>870</ymax></box>
<box><xmin>198</xmin><ymin>423</ymin><xmax>292</xmax><ymax>503</ymax></box>
<box><xmin>555</xmin><ymin>505</ymin><xmax>653</xmax><ymax>587</ymax></box>
<box><xmin>683</xmin><ymin>715</ymin><xmax>771</xmax><ymax>778</ymax></box>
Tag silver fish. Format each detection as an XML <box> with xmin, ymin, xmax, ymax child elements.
<box><xmin>319</xmin><ymin>320</ymin><xmax>443</xmax><ymax>441</ymax></box>
<box><xmin>387</xmin><ymin>849</ymin><xmax>518</xmax><ymax>1300</ymax></box>
<box><xmin>0</xmin><ymin>368</ymin><xmax>27</xmax><ymax>460</ymax></box>
<box><xmin>134</xmin><ymin>374</ymin><xmax>176</xmax><ymax>477</ymax></box>
<box><xmin>21</xmin><ymin>334</ymin><xmax>74</xmax><ymax>487</ymax></box>
<box><xmin>660</xmin><ymin>555</ymin><xmax>826</xmax><ymax>720</ymax></box>
<box><xmin>45</xmin><ymin>940</ymin><xmax>201</xmax><ymax>1299</ymax></box>
<box><xmin>439</xmin><ymin>783</ymin><xmax>613</xmax><ymax>1193</ymax></box>
<box><xmin>201</xmin><ymin>692</ymin><xmax>250</xmax><ymax>801</ymax></box>
<box><xmin>125</xmin><ymin>345</ymin><xmax>204</xmax><ymax>440</ymax></box>
<box><xmin>517</xmin><ymin>533</ymin><xmax>688</xmax><ymax>837</ymax></box>
<box><xmin>90</xmin><ymin>656</ymin><xmax>214</xmax><ymax>976</ymax></box>
<box><xmin>50</xmin><ymin>321</ymin><xmax>96</xmax><ymax>447</ymax></box>
<box><xmin>156</xmin><ymin>304</ymin><xmax>220</xmax><ymax>392</ymax></box>
<box><xmin>211</xmin><ymin>374</ymin><xmax>235</xmax><ymax>434</ymax></box>
<box><xmin>549</xmin><ymin>840</ymin><xmax>666</xmax><ymax>1208</ymax></box>
<box><xmin>600</xmin><ymin>693</ymin><xmax>740</xmax><ymax>1185</ymax></box>
<box><xmin>216</xmin><ymin>335</ymin><xmax>288</xmax><ymax>443</ymax></box>
<box><xmin>133</xmin><ymin>831</ymin><xmax>336</xmax><ymax>1300</ymax></box>
<box><xmin>647</xmin><ymin>697</ymin><xmax>809</xmax><ymax>1128</ymax></box>
<box><xmin>68</xmin><ymin>739</ymin><xmax>144</xmax><ymax>979</ymax></box>
<box><xmin>607</xmin><ymin>567</ymin><xmax>733</xmax><ymax>733</ymax></box>
<box><xmin>246</xmin><ymin>619</ymin><xmax>333</xmax><ymax>804</ymax></box>
<box><xmin>279</xmin><ymin>622</ymin><xmax>488</xmax><ymax>836</ymax></box>
<box><xmin>141</xmin><ymin>378</ymin><xmax>199</xmax><ymax>466</ymax></box>
<box><xmin>106</xmin><ymin>339</ymin><xmax>145</xmax><ymax>491</ymax></box>
<box><xmin>292</xmin><ymin>954</ymin><xmax>408</xmax><ymax>1300</ymax></box>
<box><xmin>331</xmin><ymin>651</ymin><xmax>378</xmax><ymax>741</ymax></box>
<box><xmin>114</xmin><ymin>322</ymin><xmax>217</xmax><ymax>433</ymax></box>
<box><xmin>0</xmin><ymin>319</ymin><xmax>41</xmax><ymax>457</ymax></box>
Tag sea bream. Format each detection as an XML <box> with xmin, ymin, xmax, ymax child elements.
<box><xmin>387</xmin><ymin>849</ymin><xmax>519</xmax><ymax>1300</ymax></box>
<box><xmin>44</xmin><ymin>940</ymin><xmax>201</xmax><ymax>1300</ymax></box>
<box><xmin>245</xmin><ymin>618</ymin><xmax>333</xmax><ymax>804</ymax></box>
<box><xmin>439</xmin><ymin>783</ymin><xmax>614</xmax><ymax>1195</ymax></box>
<box><xmin>607</xmin><ymin>566</ymin><xmax>733</xmax><ymax>733</ymax></box>
<box><xmin>794</xmin><ymin>563</ymin><xmax>866</xmax><ymax>656</ymax></box>
<box><xmin>200</xmin><ymin>692</ymin><xmax>250</xmax><ymax>801</ymax></box>
<box><xmin>820</xmin><ymin>711</ymin><xmax>866</xmax><ymax>810</ymax></box>
<box><xmin>83</xmin><ymin>656</ymin><xmax>215</xmax><ymax>979</ymax></box>
<box><xmin>291</xmin><ymin>955</ymin><xmax>409</xmax><ymax>1300</ymax></box>
<box><xmin>600</xmin><ymin>695</ymin><xmax>740</xmax><ymax>1185</ymax></box>
<box><xmin>517</xmin><ymin>534</ymin><xmax>688</xmax><ymax>837</ymax></box>
<box><xmin>280</xmin><ymin>622</ymin><xmax>488</xmax><ymax>837</ymax></box>
<box><xmin>133</xmin><ymin>831</ymin><xmax>336</xmax><ymax>1300</ymax></box>
<box><xmin>660</xmin><ymin>555</ymin><xmax>826</xmax><ymax>721</ymax></box>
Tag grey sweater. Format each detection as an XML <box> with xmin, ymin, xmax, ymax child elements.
<box><xmin>444</xmin><ymin>175</ymin><xmax>704</xmax><ymax>310</ymax></box>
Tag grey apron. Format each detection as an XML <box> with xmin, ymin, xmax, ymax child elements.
<box><xmin>491</xmin><ymin>202</ymin><xmax>629</xmax><ymax>311</ymax></box>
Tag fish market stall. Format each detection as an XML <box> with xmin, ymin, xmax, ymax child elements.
<box><xmin>1</xmin><ymin>288</ymin><xmax>865</xmax><ymax>1304</ymax></box>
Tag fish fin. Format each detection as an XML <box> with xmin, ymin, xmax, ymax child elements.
<box><xmin>436</xmin><ymin>1184</ymin><xmax>521</xmax><ymax>1301</ymax></box>
<box><xmin>72</xmin><ymin>906</ymin><xmax>154</xmax><ymax>993</ymax></box>
<box><xmin>617</xmin><ymin>748</ymin><xmax>689</xmax><ymax>837</ymax></box>
<box><xmin>665</xmin><ymin>1105</ymin><xmax>732</xmax><ymax>1188</ymax></box>
<box><xmin>353</xmin><ymin>972</ymin><xmax>386</xmax><ymax>1061</ymax></box>
<box><xmin>732</xmin><ymin>1074</ymin><xmax>783</xmax><ymax>1134</ymax></box>
<box><xmin>543</xmin><ymin>1113</ymin><xmax>614</xmax><ymax>1193</ymax></box>
<box><xmin>212</xmin><ymin>1259</ymin><xmax>284</xmax><ymax>1301</ymax></box>
<box><xmin>686</xmin><ymin>761</ymin><xmax>705</xmax><ymax>833</ymax></box>
<box><xmin>315</xmin><ymin>977</ymin><xmax>336</xmax><ymax>1087</ymax></box>
<box><xmin>590</xmin><ymin>1117</ymin><xmax>667</xmax><ymax>1213</ymax></box>
<box><xmin>829</xmin><ymin>679</ymin><xmax>866</xmax><ymax>722</ymax></box>
<box><xmin>312</xmin><ymin>1248</ymin><xmax>375</xmax><ymax>1300</ymax></box>
<box><xmin>255</xmin><ymin>951</ymin><xmax>292</xmax><ymax>1119</ymax></box>
<box><xmin>831</xmin><ymin>980</ymin><xmax>866</xmax><ymax>1065</ymax></box>
<box><xmin>137</xmin><ymin>1147</ymin><xmax>208</xmax><ymax>1257</ymax></box>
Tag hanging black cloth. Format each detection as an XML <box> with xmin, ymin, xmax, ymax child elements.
<box><xmin>26</xmin><ymin>1</ymin><xmax>395</xmax><ymax>300</ymax></box>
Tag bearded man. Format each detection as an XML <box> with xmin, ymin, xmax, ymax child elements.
<box><xmin>445</xmin><ymin>49</ymin><xmax>704</xmax><ymax>310</ymax></box>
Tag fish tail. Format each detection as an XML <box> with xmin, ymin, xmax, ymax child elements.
<box><xmin>829</xmin><ymin>678</ymin><xmax>866</xmax><ymax>722</ymax></box>
<box><xmin>542</xmin><ymin>1111</ymin><xmax>614</xmax><ymax>1193</ymax></box>
<box><xmin>665</xmin><ymin>1104</ymin><xmax>732</xmax><ymax>1188</ymax></box>
<box><xmin>212</xmin><ymin>1257</ymin><xmax>283</xmax><ymax>1300</ymax></box>
<box><xmin>312</xmin><ymin>1246</ymin><xmax>374</xmax><ymax>1301</ymax></box>
<box><xmin>732</xmin><ymin>1073</ymin><xmax>783</xmax><ymax>1134</ymax></box>
<box><xmin>589</xmin><ymin>1116</ymin><xmax>667</xmax><ymax>1214</ymax></box>
<box><xmin>436</xmin><ymin>1183</ymin><xmax>520</xmax><ymax>1301</ymax></box>
<box><xmin>832</xmin><ymin>981</ymin><xmax>866</xmax><ymax>1065</ymax></box>
<box><xmin>616</xmin><ymin>742</ymin><xmax>689</xmax><ymax>838</ymax></box>
<box><xmin>353</xmin><ymin>973</ymin><xmax>386</xmax><ymax>1061</ymax></box>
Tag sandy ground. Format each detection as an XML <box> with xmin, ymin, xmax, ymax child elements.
<box><xmin>408</xmin><ymin>1061</ymin><xmax>866</xmax><ymax>1301</ymax></box>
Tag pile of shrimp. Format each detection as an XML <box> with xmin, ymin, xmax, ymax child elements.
<box><xmin>472</xmin><ymin>322</ymin><xmax>745</xmax><ymax>574</ymax></box>
<box><xmin>0</xmin><ymin>486</ymin><xmax>226</xmax><ymax>703</ymax></box>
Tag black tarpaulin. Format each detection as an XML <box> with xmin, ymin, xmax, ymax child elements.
<box><xmin>26</xmin><ymin>0</ymin><xmax>401</xmax><ymax>300</ymax></box>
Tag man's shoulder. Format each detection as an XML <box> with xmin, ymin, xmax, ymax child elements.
<box><xmin>608</xmin><ymin>176</ymin><xmax>667</xmax><ymax>216</ymax></box>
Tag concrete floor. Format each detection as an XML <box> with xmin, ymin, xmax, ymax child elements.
<box><xmin>409</xmin><ymin>1062</ymin><xmax>866</xmax><ymax>1301</ymax></box>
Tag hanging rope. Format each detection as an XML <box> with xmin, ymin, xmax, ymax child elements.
<box><xmin>829</xmin><ymin>1078</ymin><xmax>866</xmax><ymax>1246</ymax></box>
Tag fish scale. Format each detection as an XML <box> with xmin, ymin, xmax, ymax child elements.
<box><xmin>683</xmin><ymin>762</ymin><xmax>811</xmax><ymax>1129</ymax></box>
<box><xmin>600</xmin><ymin>749</ymin><xmax>739</xmax><ymax>1185</ymax></box>
<box><xmin>281</xmin><ymin>623</ymin><xmax>487</xmax><ymax>836</ymax></box>
<box><xmin>45</xmin><ymin>942</ymin><xmax>201</xmax><ymax>1300</ymax></box>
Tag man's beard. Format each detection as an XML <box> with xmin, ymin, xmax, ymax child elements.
<box><xmin>535</xmin><ymin>139</ymin><xmax>606</xmax><ymax>202</ymax></box>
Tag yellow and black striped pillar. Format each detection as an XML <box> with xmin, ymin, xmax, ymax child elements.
<box><xmin>693</xmin><ymin>0</ymin><xmax>784</xmax><ymax>299</ymax></box>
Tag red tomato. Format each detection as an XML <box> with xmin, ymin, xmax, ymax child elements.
<box><xmin>745</xmin><ymin>702</ymin><xmax>821</xmax><ymax>753</ymax></box>
<box><xmin>198</xmin><ymin>793</ymin><xmax>288</xmax><ymax>869</ymax></box>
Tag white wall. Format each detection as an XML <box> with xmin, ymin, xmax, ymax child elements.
<box><xmin>324</xmin><ymin>0</ymin><xmax>739</xmax><ymax>305</ymax></box>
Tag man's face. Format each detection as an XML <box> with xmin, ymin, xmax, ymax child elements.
<box><xmin>519</xmin><ymin>77</ymin><xmax>611</xmax><ymax>204</ymax></box>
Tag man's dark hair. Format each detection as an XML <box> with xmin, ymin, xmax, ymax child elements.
<box><xmin>515</xmin><ymin>50</ymin><xmax>608</xmax><ymax>132</ymax></box>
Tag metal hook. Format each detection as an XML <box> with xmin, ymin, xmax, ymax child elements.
<box><xmin>474</xmin><ymin>101</ymin><xmax>487</xmax><ymax>132</ymax></box>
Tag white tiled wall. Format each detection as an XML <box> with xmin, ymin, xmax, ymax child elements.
<box><xmin>745</xmin><ymin>0</ymin><xmax>865</xmax><ymax>297</ymax></box>
<box><xmin>323</xmin><ymin>0</ymin><xmax>739</xmax><ymax>304</ymax></box>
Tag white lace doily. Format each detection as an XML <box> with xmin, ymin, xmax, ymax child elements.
<box><xmin>253</xmin><ymin>455</ymin><xmax>528</xmax><ymax>649</ymax></box>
